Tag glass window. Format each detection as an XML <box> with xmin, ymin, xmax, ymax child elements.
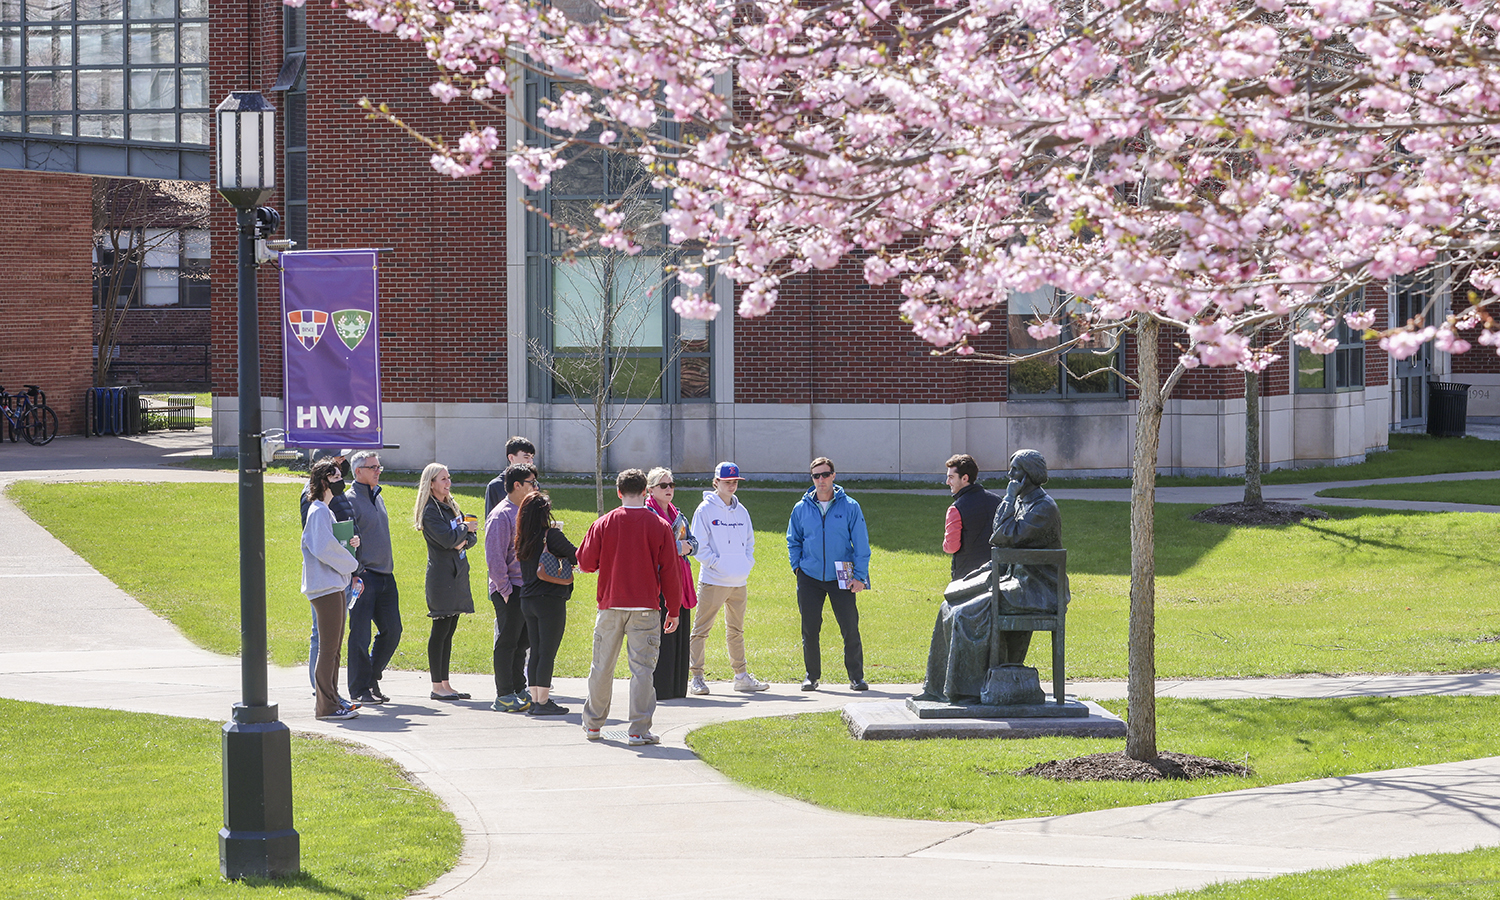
<box><xmin>127</xmin><ymin>67</ymin><xmax>170</xmax><ymax>107</ymax></box>
<box><xmin>177</xmin><ymin>19</ymin><xmax>201</xmax><ymax>62</ymax></box>
<box><xmin>1294</xmin><ymin>290</ymin><xmax>1366</xmax><ymax>392</ymax></box>
<box><xmin>25</xmin><ymin>0</ymin><xmax>71</xmax><ymax>21</ymax></box>
<box><xmin>177</xmin><ymin>109</ymin><xmax>201</xmax><ymax>142</ymax></box>
<box><xmin>126</xmin><ymin>21</ymin><xmax>169</xmax><ymax>63</ymax></box>
<box><xmin>177</xmin><ymin>64</ymin><xmax>202</xmax><ymax>107</ymax></box>
<box><xmin>0</xmin><ymin>113</ymin><xmax>18</xmax><ymax>132</ymax></box>
<box><xmin>1</xmin><ymin>0</ymin><xmax>21</xmax><ymax>21</ymax></box>
<box><xmin>77</xmin><ymin>23</ymin><xmax>122</xmax><ymax>63</ymax></box>
<box><xmin>75</xmin><ymin>0</ymin><xmax>122</xmax><ymax>19</ymax></box>
<box><xmin>127</xmin><ymin>109</ymin><xmax>169</xmax><ymax>139</ymax></box>
<box><xmin>127</xmin><ymin>0</ymin><xmax>170</xmax><ymax>18</ymax></box>
<box><xmin>77</xmin><ymin>111</ymin><xmax>121</xmax><ymax>136</ymax></box>
<box><xmin>77</xmin><ymin>67</ymin><xmax>122</xmax><ymax>107</ymax></box>
<box><xmin>1</xmin><ymin>27</ymin><xmax>21</xmax><ymax>65</ymax></box>
<box><xmin>1006</xmin><ymin>286</ymin><xmax>1122</xmax><ymax>398</ymax></box>
<box><xmin>26</xmin><ymin>112</ymin><xmax>68</xmax><ymax>132</ymax></box>
<box><xmin>25</xmin><ymin>25</ymin><xmax>69</xmax><ymax>65</ymax></box>
<box><xmin>0</xmin><ymin>72</ymin><xmax>19</xmax><ymax>110</ymax></box>
<box><xmin>25</xmin><ymin>68</ymin><xmax>68</xmax><ymax>108</ymax></box>
<box><xmin>527</xmin><ymin>76</ymin><xmax>705</xmax><ymax>403</ymax></box>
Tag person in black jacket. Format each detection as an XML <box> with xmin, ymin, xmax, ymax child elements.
<box><xmin>942</xmin><ymin>454</ymin><xmax>1001</xmax><ymax>580</ymax></box>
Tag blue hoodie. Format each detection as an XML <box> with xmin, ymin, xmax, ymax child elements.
<box><xmin>786</xmin><ymin>485</ymin><xmax>871</xmax><ymax>587</ymax></box>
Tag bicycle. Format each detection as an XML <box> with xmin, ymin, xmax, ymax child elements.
<box><xmin>0</xmin><ymin>385</ymin><xmax>58</xmax><ymax>446</ymax></box>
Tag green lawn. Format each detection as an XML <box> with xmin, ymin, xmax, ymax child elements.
<box><xmin>0</xmin><ymin>699</ymin><xmax>459</xmax><ymax>900</ymax></box>
<box><xmin>1317</xmin><ymin>478</ymin><xmax>1500</xmax><ymax>506</ymax></box>
<box><xmin>1048</xmin><ymin>432</ymin><xmax>1500</xmax><ymax>489</ymax></box>
<box><xmin>9</xmin><ymin>482</ymin><xmax>1500</xmax><ymax>684</ymax></box>
<box><xmin>687</xmin><ymin>696</ymin><xmax>1500</xmax><ymax>822</ymax></box>
<box><xmin>1137</xmin><ymin>845</ymin><xmax>1500</xmax><ymax>900</ymax></box>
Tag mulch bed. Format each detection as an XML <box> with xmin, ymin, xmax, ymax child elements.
<box><xmin>1189</xmin><ymin>501</ymin><xmax>1330</xmax><ymax>526</ymax></box>
<box><xmin>1022</xmin><ymin>751</ymin><xmax>1253</xmax><ymax>782</ymax></box>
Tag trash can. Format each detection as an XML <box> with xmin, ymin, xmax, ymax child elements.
<box><xmin>1427</xmin><ymin>382</ymin><xmax>1470</xmax><ymax>438</ymax></box>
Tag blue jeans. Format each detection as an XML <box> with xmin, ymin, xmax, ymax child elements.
<box><xmin>347</xmin><ymin>571</ymin><xmax>402</xmax><ymax>696</ymax></box>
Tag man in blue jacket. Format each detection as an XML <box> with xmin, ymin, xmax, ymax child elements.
<box><xmin>786</xmin><ymin>456</ymin><xmax>871</xmax><ymax>691</ymax></box>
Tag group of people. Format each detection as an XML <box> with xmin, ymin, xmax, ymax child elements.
<box><xmin>297</xmin><ymin>438</ymin><xmax>882</xmax><ymax>741</ymax></box>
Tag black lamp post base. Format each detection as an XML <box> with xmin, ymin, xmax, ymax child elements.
<box><xmin>220</xmin><ymin>712</ymin><xmax>299</xmax><ymax>880</ymax></box>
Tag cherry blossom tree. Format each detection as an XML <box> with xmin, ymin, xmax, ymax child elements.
<box><xmin>306</xmin><ymin>0</ymin><xmax>1500</xmax><ymax>760</ymax></box>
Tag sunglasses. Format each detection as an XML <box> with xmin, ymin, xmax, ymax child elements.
<box><xmin>360</xmin><ymin>465</ymin><xmax>384</xmax><ymax>473</ymax></box>
<box><xmin>811</xmin><ymin>470</ymin><xmax>833</xmax><ymax>480</ymax></box>
<box><xmin>654</xmin><ymin>482</ymin><xmax>675</xmax><ymax>489</ymax></box>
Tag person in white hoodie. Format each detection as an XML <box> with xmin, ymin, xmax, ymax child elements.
<box><xmin>688</xmin><ymin>461</ymin><xmax>771</xmax><ymax>694</ymax></box>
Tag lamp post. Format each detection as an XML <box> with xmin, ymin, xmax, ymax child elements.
<box><xmin>215</xmin><ymin>90</ymin><xmax>299</xmax><ymax>880</ymax></box>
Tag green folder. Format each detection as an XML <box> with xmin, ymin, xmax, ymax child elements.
<box><xmin>332</xmin><ymin>519</ymin><xmax>355</xmax><ymax>554</ymax></box>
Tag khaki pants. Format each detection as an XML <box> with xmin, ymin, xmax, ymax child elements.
<box><xmin>582</xmin><ymin>609</ymin><xmax>662</xmax><ymax>736</ymax></box>
<box><xmin>690</xmin><ymin>582</ymin><xmax>748</xmax><ymax>677</ymax></box>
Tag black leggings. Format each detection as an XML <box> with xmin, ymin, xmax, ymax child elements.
<box><xmin>428</xmin><ymin>614</ymin><xmax>460</xmax><ymax>682</ymax></box>
<box><xmin>521</xmin><ymin>592</ymin><xmax>568</xmax><ymax>688</ymax></box>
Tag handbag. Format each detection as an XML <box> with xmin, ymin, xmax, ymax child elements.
<box><xmin>537</xmin><ymin>532</ymin><xmax>574</xmax><ymax>585</ymax></box>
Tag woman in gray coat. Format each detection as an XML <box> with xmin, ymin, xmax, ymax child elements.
<box><xmin>414</xmin><ymin>462</ymin><xmax>478</xmax><ymax>700</ymax></box>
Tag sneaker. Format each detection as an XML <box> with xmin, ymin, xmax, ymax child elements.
<box><xmin>338</xmin><ymin>697</ymin><xmax>362</xmax><ymax>711</ymax></box>
<box><xmin>491</xmin><ymin>692</ymin><xmax>532</xmax><ymax>713</ymax></box>
<box><xmin>528</xmin><ymin>699</ymin><xmax>570</xmax><ymax>716</ymax></box>
<box><xmin>801</xmin><ymin>676</ymin><xmax>819</xmax><ymax>692</ymax></box>
<box><xmin>352</xmin><ymin>690</ymin><xmax>385</xmax><ymax>705</ymax></box>
<box><xmin>850</xmin><ymin>680</ymin><xmax>869</xmax><ymax>692</ymax></box>
<box><xmin>689</xmin><ymin>675</ymin><xmax>710</xmax><ymax>695</ymax></box>
<box><xmin>317</xmin><ymin>706</ymin><xmax>359</xmax><ymax>721</ymax></box>
<box><xmin>733</xmin><ymin>673</ymin><xmax>770</xmax><ymax>692</ymax></box>
<box><xmin>583</xmin><ymin>726</ymin><xmax>602</xmax><ymax>741</ymax></box>
<box><xmin>369</xmin><ymin>685</ymin><xmax>391</xmax><ymax>703</ymax></box>
<box><xmin>627</xmin><ymin>732</ymin><xmax>661</xmax><ymax>746</ymax></box>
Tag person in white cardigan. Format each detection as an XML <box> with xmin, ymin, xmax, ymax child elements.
<box><xmin>302</xmin><ymin>458</ymin><xmax>362</xmax><ymax>721</ymax></box>
<box><xmin>688</xmin><ymin>461</ymin><xmax>770</xmax><ymax>695</ymax></box>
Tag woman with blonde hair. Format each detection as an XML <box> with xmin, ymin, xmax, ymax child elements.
<box><xmin>414</xmin><ymin>462</ymin><xmax>478</xmax><ymax>700</ymax></box>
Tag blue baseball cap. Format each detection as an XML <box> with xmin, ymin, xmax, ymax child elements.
<box><xmin>714</xmin><ymin>461</ymin><xmax>745</xmax><ymax>480</ymax></box>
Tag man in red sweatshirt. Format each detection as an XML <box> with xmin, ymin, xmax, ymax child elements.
<box><xmin>576</xmin><ymin>468</ymin><xmax>683</xmax><ymax>745</ymax></box>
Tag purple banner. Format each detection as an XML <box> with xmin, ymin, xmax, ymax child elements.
<box><xmin>280</xmin><ymin>250</ymin><xmax>383</xmax><ymax>448</ymax></box>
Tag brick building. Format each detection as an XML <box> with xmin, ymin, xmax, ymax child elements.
<box><xmin>194</xmin><ymin>3</ymin><xmax>1498</xmax><ymax>477</ymax></box>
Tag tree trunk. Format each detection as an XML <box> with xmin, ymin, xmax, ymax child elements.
<box><xmin>1243</xmin><ymin>368</ymin><xmax>1262</xmax><ymax>505</ymax></box>
<box><xmin>1127</xmin><ymin>315</ymin><xmax>1163</xmax><ymax>762</ymax></box>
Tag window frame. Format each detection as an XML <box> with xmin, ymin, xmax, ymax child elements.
<box><xmin>522</xmin><ymin>70</ymin><xmax>710</xmax><ymax>404</ymax></box>
<box><xmin>0</xmin><ymin>0</ymin><xmax>208</xmax><ymax>145</ymax></box>
<box><xmin>1005</xmin><ymin>286</ymin><xmax>1125</xmax><ymax>400</ymax></box>
<box><xmin>1293</xmin><ymin>288</ymin><xmax>1367</xmax><ymax>394</ymax></box>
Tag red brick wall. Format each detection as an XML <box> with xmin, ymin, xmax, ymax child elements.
<box><xmin>210</xmin><ymin>3</ymin><xmax>510</xmax><ymax>404</ymax></box>
<box><xmin>0</xmin><ymin>170</ymin><xmax>93</xmax><ymax>436</ymax></box>
<box><xmin>93</xmin><ymin>307</ymin><xmax>211</xmax><ymax>388</ymax></box>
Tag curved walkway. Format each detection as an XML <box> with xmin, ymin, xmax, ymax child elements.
<box><xmin>3</xmin><ymin>434</ymin><xmax>1500</xmax><ymax>898</ymax></box>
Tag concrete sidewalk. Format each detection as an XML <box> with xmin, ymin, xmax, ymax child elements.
<box><xmin>3</xmin><ymin>434</ymin><xmax>1500</xmax><ymax>898</ymax></box>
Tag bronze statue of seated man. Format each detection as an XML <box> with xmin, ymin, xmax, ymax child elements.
<box><xmin>915</xmin><ymin>449</ymin><xmax>1061</xmax><ymax>704</ymax></box>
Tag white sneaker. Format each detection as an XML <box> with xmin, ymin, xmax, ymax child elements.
<box><xmin>733</xmin><ymin>672</ymin><xmax>770</xmax><ymax>692</ymax></box>
<box><xmin>689</xmin><ymin>675</ymin><xmax>710</xmax><ymax>695</ymax></box>
<box><xmin>628</xmin><ymin>732</ymin><xmax>660</xmax><ymax>746</ymax></box>
<box><xmin>316</xmin><ymin>706</ymin><xmax>359</xmax><ymax>721</ymax></box>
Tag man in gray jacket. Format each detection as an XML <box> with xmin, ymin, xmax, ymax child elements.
<box><xmin>348</xmin><ymin>450</ymin><xmax>401</xmax><ymax>705</ymax></box>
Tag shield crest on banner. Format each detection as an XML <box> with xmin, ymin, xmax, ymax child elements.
<box><xmin>287</xmin><ymin>309</ymin><xmax>329</xmax><ymax>350</ymax></box>
<box><xmin>333</xmin><ymin>309</ymin><xmax>372</xmax><ymax>351</ymax></box>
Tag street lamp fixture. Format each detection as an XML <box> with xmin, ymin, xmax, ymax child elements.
<box><xmin>215</xmin><ymin>90</ymin><xmax>300</xmax><ymax>881</ymax></box>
